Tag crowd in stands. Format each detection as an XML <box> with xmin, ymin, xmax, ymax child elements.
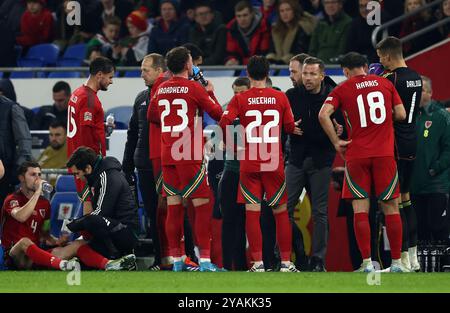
<box><xmin>0</xmin><ymin>0</ymin><xmax>449</xmax><ymax>70</ymax></box>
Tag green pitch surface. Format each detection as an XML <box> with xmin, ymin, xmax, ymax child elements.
<box><xmin>1</xmin><ymin>272</ymin><xmax>450</xmax><ymax>293</ymax></box>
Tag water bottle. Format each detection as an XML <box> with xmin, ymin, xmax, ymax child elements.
<box><xmin>106</xmin><ymin>113</ymin><xmax>115</xmax><ymax>137</ymax></box>
<box><xmin>192</xmin><ymin>66</ymin><xmax>208</xmax><ymax>87</ymax></box>
<box><xmin>42</xmin><ymin>182</ymin><xmax>53</xmax><ymax>193</ymax></box>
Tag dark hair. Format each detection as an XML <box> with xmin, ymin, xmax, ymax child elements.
<box><xmin>232</xmin><ymin>77</ymin><xmax>250</xmax><ymax>88</ymax></box>
<box><xmin>89</xmin><ymin>56</ymin><xmax>116</xmax><ymax>75</ymax></box>
<box><xmin>182</xmin><ymin>43</ymin><xmax>203</xmax><ymax>62</ymax></box>
<box><xmin>66</xmin><ymin>146</ymin><xmax>98</xmax><ymax>170</ymax></box>
<box><xmin>339</xmin><ymin>52</ymin><xmax>368</xmax><ymax>69</ymax></box>
<box><xmin>290</xmin><ymin>53</ymin><xmax>310</xmax><ymax>65</ymax></box>
<box><xmin>166</xmin><ymin>46</ymin><xmax>190</xmax><ymax>74</ymax></box>
<box><xmin>247</xmin><ymin>55</ymin><xmax>270</xmax><ymax>81</ymax></box>
<box><xmin>235</xmin><ymin>1</ymin><xmax>253</xmax><ymax>13</ymax></box>
<box><xmin>143</xmin><ymin>53</ymin><xmax>167</xmax><ymax>71</ymax></box>
<box><xmin>194</xmin><ymin>1</ymin><xmax>213</xmax><ymax>11</ymax></box>
<box><xmin>303</xmin><ymin>57</ymin><xmax>325</xmax><ymax>72</ymax></box>
<box><xmin>52</xmin><ymin>81</ymin><xmax>71</xmax><ymax>95</ymax></box>
<box><xmin>49</xmin><ymin>119</ymin><xmax>67</xmax><ymax>130</ymax></box>
<box><xmin>18</xmin><ymin>161</ymin><xmax>40</xmax><ymax>177</ymax></box>
<box><xmin>103</xmin><ymin>15</ymin><xmax>122</xmax><ymax>27</ymax></box>
<box><xmin>273</xmin><ymin>0</ymin><xmax>304</xmax><ymax>34</ymax></box>
<box><xmin>376</xmin><ymin>36</ymin><xmax>403</xmax><ymax>58</ymax></box>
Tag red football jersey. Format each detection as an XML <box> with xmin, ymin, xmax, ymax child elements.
<box><xmin>67</xmin><ymin>85</ymin><xmax>106</xmax><ymax>158</ymax></box>
<box><xmin>219</xmin><ymin>87</ymin><xmax>296</xmax><ymax>172</ymax></box>
<box><xmin>324</xmin><ymin>74</ymin><xmax>403</xmax><ymax>161</ymax></box>
<box><xmin>1</xmin><ymin>190</ymin><xmax>50</xmax><ymax>249</ymax></box>
<box><xmin>150</xmin><ymin>76</ymin><xmax>223</xmax><ymax>165</ymax></box>
<box><xmin>147</xmin><ymin>72</ymin><xmax>172</xmax><ymax>160</ymax></box>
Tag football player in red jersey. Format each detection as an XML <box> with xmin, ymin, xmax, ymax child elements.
<box><xmin>219</xmin><ymin>56</ymin><xmax>302</xmax><ymax>272</ymax></box>
<box><xmin>319</xmin><ymin>52</ymin><xmax>409</xmax><ymax>272</ymax></box>
<box><xmin>67</xmin><ymin>56</ymin><xmax>115</xmax><ymax>215</ymax></box>
<box><xmin>149</xmin><ymin>46</ymin><xmax>223</xmax><ymax>271</ymax></box>
<box><xmin>1</xmin><ymin>161</ymin><xmax>135</xmax><ymax>271</ymax></box>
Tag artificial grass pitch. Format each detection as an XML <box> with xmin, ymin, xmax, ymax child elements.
<box><xmin>0</xmin><ymin>272</ymin><xmax>450</xmax><ymax>293</ymax></box>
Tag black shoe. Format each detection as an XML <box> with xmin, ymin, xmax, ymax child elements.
<box><xmin>309</xmin><ymin>256</ymin><xmax>326</xmax><ymax>272</ymax></box>
<box><xmin>295</xmin><ymin>255</ymin><xmax>310</xmax><ymax>272</ymax></box>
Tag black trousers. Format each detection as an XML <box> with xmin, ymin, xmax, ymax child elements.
<box><xmin>68</xmin><ymin>214</ymin><xmax>138</xmax><ymax>259</ymax></box>
<box><xmin>219</xmin><ymin>170</ymin><xmax>247</xmax><ymax>271</ymax></box>
<box><xmin>412</xmin><ymin>193</ymin><xmax>450</xmax><ymax>242</ymax></box>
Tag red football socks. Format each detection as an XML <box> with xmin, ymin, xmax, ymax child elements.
<box><xmin>166</xmin><ymin>203</ymin><xmax>185</xmax><ymax>258</ymax></box>
<box><xmin>76</xmin><ymin>244</ymin><xmax>109</xmax><ymax>269</ymax></box>
<box><xmin>354</xmin><ymin>212</ymin><xmax>371</xmax><ymax>259</ymax></box>
<box><xmin>246</xmin><ymin>210</ymin><xmax>263</xmax><ymax>262</ymax></box>
<box><xmin>25</xmin><ymin>244</ymin><xmax>62</xmax><ymax>270</ymax></box>
<box><xmin>274</xmin><ymin>210</ymin><xmax>292</xmax><ymax>262</ymax></box>
<box><xmin>385</xmin><ymin>213</ymin><xmax>403</xmax><ymax>260</ymax></box>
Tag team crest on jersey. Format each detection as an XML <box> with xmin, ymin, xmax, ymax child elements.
<box><xmin>39</xmin><ymin>209</ymin><xmax>46</xmax><ymax>218</ymax></box>
<box><xmin>9</xmin><ymin>200</ymin><xmax>19</xmax><ymax>208</ymax></box>
<box><xmin>84</xmin><ymin>111</ymin><xmax>93</xmax><ymax>121</ymax></box>
<box><xmin>70</xmin><ymin>95</ymin><xmax>78</xmax><ymax>103</ymax></box>
<box><xmin>425</xmin><ymin>121</ymin><xmax>432</xmax><ymax>129</ymax></box>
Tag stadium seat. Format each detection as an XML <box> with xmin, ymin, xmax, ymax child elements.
<box><xmin>55</xmin><ymin>175</ymin><xmax>77</xmax><ymax>192</ymax></box>
<box><xmin>114</xmin><ymin>121</ymin><xmax>128</xmax><ymax>129</ymax></box>
<box><xmin>62</xmin><ymin>44</ymin><xmax>86</xmax><ymax>60</ymax></box>
<box><xmin>31</xmin><ymin>107</ymin><xmax>40</xmax><ymax>114</ymax></box>
<box><xmin>25</xmin><ymin>43</ymin><xmax>60</xmax><ymax>66</ymax></box>
<box><xmin>124</xmin><ymin>70</ymin><xmax>141</xmax><ymax>77</ymax></box>
<box><xmin>12</xmin><ymin>58</ymin><xmax>45</xmax><ymax>78</ymax></box>
<box><xmin>105</xmin><ymin>106</ymin><xmax>133</xmax><ymax>125</ymax></box>
<box><xmin>277</xmin><ymin>69</ymin><xmax>290</xmax><ymax>76</ymax></box>
<box><xmin>48</xmin><ymin>71</ymin><xmax>81</xmax><ymax>78</ymax></box>
<box><xmin>57</xmin><ymin>58</ymin><xmax>83</xmax><ymax>67</ymax></box>
<box><xmin>325</xmin><ymin>68</ymin><xmax>343</xmax><ymax>76</ymax></box>
<box><xmin>49</xmin><ymin>192</ymin><xmax>82</xmax><ymax>238</ymax></box>
<box><xmin>202</xmin><ymin>70</ymin><xmax>235</xmax><ymax>77</ymax></box>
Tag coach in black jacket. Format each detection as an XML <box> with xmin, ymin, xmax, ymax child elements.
<box><xmin>285</xmin><ymin>57</ymin><xmax>343</xmax><ymax>272</ymax></box>
<box><xmin>67</xmin><ymin>147</ymin><xmax>139</xmax><ymax>259</ymax></box>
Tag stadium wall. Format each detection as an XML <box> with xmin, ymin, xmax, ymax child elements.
<box><xmin>13</xmin><ymin>76</ymin><xmax>346</xmax><ymax>110</ymax></box>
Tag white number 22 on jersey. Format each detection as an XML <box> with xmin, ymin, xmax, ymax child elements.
<box><xmin>357</xmin><ymin>91</ymin><xmax>386</xmax><ymax>128</ymax></box>
<box><xmin>159</xmin><ymin>99</ymin><xmax>189</xmax><ymax>133</ymax></box>
<box><xmin>245</xmin><ymin>110</ymin><xmax>280</xmax><ymax>143</ymax></box>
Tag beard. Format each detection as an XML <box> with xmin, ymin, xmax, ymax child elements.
<box><xmin>99</xmin><ymin>82</ymin><xmax>108</xmax><ymax>91</ymax></box>
<box><xmin>50</xmin><ymin>142</ymin><xmax>64</xmax><ymax>150</ymax></box>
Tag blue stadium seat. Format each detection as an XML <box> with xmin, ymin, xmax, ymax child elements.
<box><xmin>203</xmin><ymin>70</ymin><xmax>235</xmax><ymax>77</ymax></box>
<box><xmin>55</xmin><ymin>175</ymin><xmax>77</xmax><ymax>192</ymax></box>
<box><xmin>48</xmin><ymin>71</ymin><xmax>81</xmax><ymax>78</ymax></box>
<box><xmin>50</xmin><ymin>192</ymin><xmax>82</xmax><ymax>238</ymax></box>
<box><xmin>114</xmin><ymin>121</ymin><xmax>128</xmax><ymax>129</ymax></box>
<box><xmin>105</xmin><ymin>106</ymin><xmax>133</xmax><ymax>125</ymax></box>
<box><xmin>57</xmin><ymin>58</ymin><xmax>83</xmax><ymax>67</ymax></box>
<box><xmin>277</xmin><ymin>69</ymin><xmax>290</xmax><ymax>76</ymax></box>
<box><xmin>25</xmin><ymin>44</ymin><xmax>60</xmax><ymax>66</ymax></box>
<box><xmin>12</xmin><ymin>58</ymin><xmax>45</xmax><ymax>78</ymax></box>
<box><xmin>325</xmin><ymin>68</ymin><xmax>343</xmax><ymax>76</ymax></box>
<box><xmin>62</xmin><ymin>44</ymin><xmax>86</xmax><ymax>60</ymax></box>
<box><xmin>124</xmin><ymin>70</ymin><xmax>141</xmax><ymax>77</ymax></box>
<box><xmin>31</xmin><ymin>107</ymin><xmax>40</xmax><ymax>114</ymax></box>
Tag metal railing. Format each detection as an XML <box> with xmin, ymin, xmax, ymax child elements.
<box><xmin>372</xmin><ymin>0</ymin><xmax>450</xmax><ymax>48</ymax></box>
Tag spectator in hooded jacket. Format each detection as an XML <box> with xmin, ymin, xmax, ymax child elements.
<box><xmin>225</xmin><ymin>1</ymin><xmax>271</xmax><ymax>66</ymax></box>
<box><xmin>266</xmin><ymin>0</ymin><xmax>317</xmax><ymax>64</ymax></box>
<box><xmin>16</xmin><ymin>0</ymin><xmax>54</xmax><ymax>49</ymax></box>
<box><xmin>147</xmin><ymin>0</ymin><xmax>190</xmax><ymax>56</ymax></box>
<box><xmin>188</xmin><ymin>1</ymin><xmax>227</xmax><ymax>65</ymax></box>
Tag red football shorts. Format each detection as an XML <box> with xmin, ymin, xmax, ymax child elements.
<box><xmin>238</xmin><ymin>168</ymin><xmax>287</xmax><ymax>206</ymax></box>
<box><xmin>151</xmin><ymin>158</ymin><xmax>163</xmax><ymax>194</ymax></box>
<box><xmin>343</xmin><ymin>156</ymin><xmax>399</xmax><ymax>201</ymax></box>
<box><xmin>162</xmin><ymin>162</ymin><xmax>210</xmax><ymax>199</ymax></box>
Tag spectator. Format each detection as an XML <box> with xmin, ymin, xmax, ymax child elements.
<box><xmin>346</xmin><ymin>0</ymin><xmax>389</xmax><ymax>64</ymax></box>
<box><xmin>0</xmin><ymin>95</ymin><xmax>32</xmax><ymax>210</ymax></box>
<box><xmin>225</xmin><ymin>1</ymin><xmax>271</xmax><ymax>65</ymax></box>
<box><xmin>37</xmin><ymin>120</ymin><xmax>68</xmax><ymax>171</ymax></box>
<box><xmin>31</xmin><ymin>81</ymin><xmax>71</xmax><ymax>130</ymax></box>
<box><xmin>188</xmin><ymin>1</ymin><xmax>227</xmax><ymax>65</ymax></box>
<box><xmin>16</xmin><ymin>0</ymin><xmax>54</xmax><ymax>49</ymax></box>
<box><xmin>182</xmin><ymin>42</ymin><xmax>203</xmax><ymax>65</ymax></box>
<box><xmin>308</xmin><ymin>0</ymin><xmax>352</xmax><ymax>64</ymax></box>
<box><xmin>66</xmin><ymin>147</ymin><xmax>139</xmax><ymax>259</ymax></box>
<box><xmin>0</xmin><ymin>0</ymin><xmax>24</xmax><ymax>68</ymax></box>
<box><xmin>411</xmin><ymin>76</ymin><xmax>450</xmax><ymax>243</ymax></box>
<box><xmin>0</xmin><ymin>79</ymin><xmax>34</xmax><ymax>127</ymax></box>
<box><xmin>266</xmin><ymin>0</ymin><xmax>317</xmax><ymax>64</ymax></box>
<box><xmin>117</xmin><ymin>9</ymin><xmax>150</xmax><ymax>66</ymax></box>
<box><xmin>400</xmin><ymin>0</ymin><xmax>442</xmax><ymax>55</ymax></box>
<box><xmin>85</xmin><ymin>0</ymin><xmax>134</xmax><ymax>37</ymax></box>
<box><xmin>86</xmin><ymin>16</ymin><xmax>122</xmax><ymax>65</ymax></box>
<box><xmin>438</xmin><ymin>0</ymin><xmax>450</xmax><ymax>38</ymax></box>
<box><xmin>285</xmin><ymin>57</ymin><xmax>343</xmax><ymax>271</ymax></box>
<box><xmin>301</xmin><ymin>0</ymin><xmax>325</xmax><ymax>19</ymax></box>
<box><xmin>257</xmin><ymin>0</ymin><xmax>278</xmax><ymax>25</ymax></box>
<box><xmin>147</xmin><ymin>0</ymin><xmax>190</xmax><ymax>56</ymax></box>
